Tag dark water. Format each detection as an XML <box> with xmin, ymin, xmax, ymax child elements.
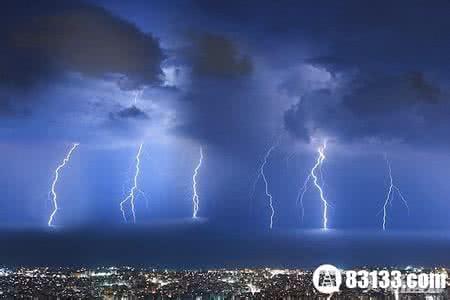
<box><xmin>1</xmin><ymin>220</ymin><xmax>449</xmax><ymax>269</ymax></box>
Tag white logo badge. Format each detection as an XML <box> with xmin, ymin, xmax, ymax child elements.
<box><xmin>313</xmin><ymin>264</ymin><xmax>342</xmax><ymax>294</ymax></box>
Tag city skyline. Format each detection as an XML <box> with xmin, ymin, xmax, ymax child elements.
<box><xmin>1</xmin><ymin>266</ymin><xmax>447</xmax><ymax>299</ymax></box>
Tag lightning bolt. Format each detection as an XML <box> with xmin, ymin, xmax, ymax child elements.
<box><xmin>312</xmin><ymin>141</ymin><xmax>329</xmax><ymax>229</ymax></box>
<box><xmin>381</xmin><ymin>154</ymin><xmax>409</xmax><ymax>230</ymax></box>
<box><xmin>260</xmin><ymin>143</ymin><xmax>278</xmax><ymax>229</ymax></box>
<box><xmin>297</xmin><ymin>141</ymin><xmax>329</xmax><ymax>229</ymax></box>
<box><xmin>249</xmin><ymin>165</ymin><xmax>263</xmax><ymax>217</ymax></box>
<box><xmin>296</xmin><ymin>172</ymin><xmax>311</xmax><ymax>223</ymax></box>
<box><xmin>120</xmin><ymin>143</ymin><xmax>144</xmax><ymax>223</ymax></box>
<box><xmin>192</xmin><ymin>146</ymin><xmax>203</xmax><ymax>219</ymax></box>
<box><xmin>249</xmin><ymin>138</ymin><xmax>281</xmax><ymax>228</ymax></box>
<box><xmin>48</xmin><ymin>143</ymin><xmax>79</xmax><ymax>227</ymax></box>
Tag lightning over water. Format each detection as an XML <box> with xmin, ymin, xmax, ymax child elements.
<box><xmin>296</xmin><ymin>172</ymin><xmax>311</xmax><ymax>223</ymax></box>
<box><xmin>297</xmin><ymin>141</ymin><xmax>329</xmax><ymax>229</ymax></box>
<box><xmin>192</xmin><ymin>146</ymin><xmax>203</xmax><ymax>219</ymax></box>
<box><xmin>311</xmin><ymin>141</ymin><xmax>329</xmax><ymax>230</ymax></box>
<box><xmin>381</xmin><ymin>154</ymin><xmax>409</xmax><ymax>230</ymax></box>
<box><xmin>260</xmin><ymin>143</ymin><xmax>278</xmax><ymax>229</ymax></box>
<box><xmin>120</xmin><ymin>143</ymin><xmax>144</xmax><ymax>223</ymax></box>
<box><xmin>48</xmin><ymin>143</ymin><xmax>79</xmax><ymax>227</ymax></box>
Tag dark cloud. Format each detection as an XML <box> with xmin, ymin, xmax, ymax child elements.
<box><xmin>179</xmin><ymin>0</ymin><xmax>450</xmax><ymax>152</ymax></box>
<box><xmin>109</xmin><ymin>106</ymin><xmax>149</xmax><ymax>121</ymax></box>
<box><xmin>194</xmin><ymin>0</ymin><xmax>450</xmax><ymax>72</ymax></box>
<box><xmin>343</xmin><ymin>72</ymin><xmax>441</xmax><ymax>116</ymax></box>
<box><xmin>190</xmin><ymin>33</ymin><xmax>252</xmax><ymax>77</ymax></box>
<box><xmin>306</xmin><ymin>1</ymin><xmax>450</xmax><ymax>73</ymax></box>
<box><xmin>284</xmin><ymin>71</ymin><xmax>449</xmax><ymax>146</ymax></box>
<box><xmin>0</xmin><ymin>0</ymin><xmax>164</xmax><ymax>89</ymax></box>
<box><xmin>3</xmin><ymin>0</ymin><xmax>450</xmax><ymax>152</ymax></box>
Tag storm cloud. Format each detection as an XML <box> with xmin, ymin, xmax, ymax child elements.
<box><xmin>0</xmin><ymin>0</ymin><xmax>164</xmax><ymax>90</ymax></box>
<box><xmin>283</xmin><ymin>71</ymin><xmax>450</xmax><ymax>147</ymax></box>
<box><xmin>189</xmin><ymin>33</ymin><xmax>252</xmax><ymax>78</ymax></box>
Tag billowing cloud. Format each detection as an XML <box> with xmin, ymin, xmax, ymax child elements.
<box><xmin>284</xmin><ymin>71</ymin><xmax>450</xmax><ymax>147</ymax></box>
<box><xmin>0</xmin><ymin>0</ymin><xmax>169</xmax><ymax>145</ymax></box>
<box><xmin>342</xmin><ymin>72</ymin><xmax>441</xmax><ymax>115</ymax></box>
<box><xmin>189</xmin><ymin>33</ymin><xmax>252</xmax><ymax>77</ymax></box>
<box><xmin>0</xmin><ymin>0</ymin><xmax>164</xmax><ymax>90</ymax></box>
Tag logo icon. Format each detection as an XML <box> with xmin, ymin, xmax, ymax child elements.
<box><xmin>313</xmin><ymin>264</ymin><xmax>342</xmax><ymax>294</ymax></box>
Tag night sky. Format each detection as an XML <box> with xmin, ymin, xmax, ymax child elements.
<box><xmin>1</xmin><ymin>0</ymin><xmax>450</xmax><ymax>267</ymax></box>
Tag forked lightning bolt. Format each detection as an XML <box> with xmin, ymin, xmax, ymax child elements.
<box><xmin>297</xmin><ymin>141</ymin><xmax>329</xmax><ymax>229</ymax></box>
<box><xmin>381</xmin><ymin>154</ymin><xmax>409</xmax><ymax>230</ymax></box>
<box><xmin>48</xmin><ymin>143</ymin><xmax>79</xmax><ymax>227</ymax></box>
<box><xmin>260</xmin><ymin>143</ymin><xmax>277</xmax><ymax>229</ymax></box>
<box><xmin>312</xmin><ymin>142</ymin><xmax>329</xmax><ymax>229</ymax></box>
<box><xmin>192</xmin><ymin>147</ymin><xmax>203</xmax><ymax>219</ymax></box>
<box><xmin>120</xmin><ymin>143</ymin><xmax>144</xmax><ymax>223</ymax></box>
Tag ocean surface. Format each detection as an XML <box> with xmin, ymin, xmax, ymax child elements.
<box><xmin>1</xmin><ymin>220</ymin><xmax>449</xmax><ymax>269</ymax></box>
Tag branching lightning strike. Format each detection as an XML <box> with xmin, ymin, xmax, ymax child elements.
<box><xmin>381</xmin><ymin>154</ymin><xmax>409</xmax><ymax>230</ymax></box>
<box><xmin>297</xmin><ymin>141</ymin><xmax>329</xmax><ymax>229</ymax></box>
<box><xmin>120</xmin><ymin>143</ymin><xmax>144</xmax><ymax>223</ymax></box>
<box><xmin>192</xmin><ymin>146</ymin><xmax>203</xmax><ymax>219</ymax></box>
<box><xmin>312</xmin><ymin>141</ymin><xmax>329</xmax><ymax>229</ymax></box>
<box><xmin>260</xmin><ymin>143</ymin><xmax>278</xmax><ymax>229</ymax></box>
<box><xmin>48</xmin><ymin>143</ymin><xmax>79</xmax><ymax>227</ymax></box>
